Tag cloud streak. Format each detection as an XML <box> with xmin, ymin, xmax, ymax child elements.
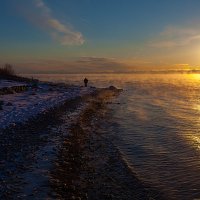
<box><xmin>13</xmin><ymin>57</ymin><xmax>127</xmax><ymax>73</ymax></box>
<box><xmin>149</xmin><ymin>25</ymin><xmax>200</xmax><ymax>48</ymax></box>
<box><xmin>76</xmin><ymin>56</ymin><xmax>126</xmax><ymax>72</ymax></box>
<box><xmin>24</xmin><ymin>0</ymin><xmax>84</xmax><ymax>45</ymax></box>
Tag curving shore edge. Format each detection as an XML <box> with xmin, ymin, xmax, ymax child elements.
<box><xmin>0</xmin><ymin>83</ymin><xmax>164</xmax><ymax>199</ymax></box>
<box><xmin>49</xmin><ymin>87</ymin><xmax>165</xmax><ymax>200</ymax></box>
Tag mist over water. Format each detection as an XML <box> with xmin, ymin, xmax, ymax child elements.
<box><xmin>31</xmin><ymin>73</ymin><xmax>200</xmax><ymax>199</ymax></box>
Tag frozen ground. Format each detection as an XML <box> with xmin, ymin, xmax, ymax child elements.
<box><xmin>0</xmin><ymin>80</ymin><xmax>27</xmax><ymax>89</ymax></box>
<box><xmin>0</xmin><ymin>81</ymin><xmax>95</xmax><ymax>130</ymax></box>
<box><xmin>0</xmin><ymin>83</ymin><xmax>156</xmax><ymax>200</ymax></box>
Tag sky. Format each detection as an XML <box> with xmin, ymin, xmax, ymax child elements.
<box><xmin>1</xmin><ymin>0</ymin><xmax>200</xmax><ymax>73</ymax></box>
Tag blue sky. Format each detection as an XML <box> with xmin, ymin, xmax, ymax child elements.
<box><xmin>1</xmin><ymin>0</ymin><xmax>200</xmax><ymax>73</ymax></box>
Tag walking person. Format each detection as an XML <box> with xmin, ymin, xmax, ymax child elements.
<box><xmin>84</xmin><ymin>78</ymin><xmax>88</xmax><ymax>87</ymax></box>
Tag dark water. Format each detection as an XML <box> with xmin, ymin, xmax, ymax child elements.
<box><xmin>29</xmin><ymin>73</ymin><xmax>200</xmax><ymax>199</ymax></box>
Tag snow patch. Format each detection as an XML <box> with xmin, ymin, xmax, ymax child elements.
<box><xmin>0</xmin><ymin>80</ymin><xmax>27</xmax><ymax>89</ymax></box>
<box><xmin>0</xmin><ymin>81</ymin><xmax>95</xmax><ymax>130</ymax></box>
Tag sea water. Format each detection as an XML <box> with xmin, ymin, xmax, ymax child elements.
<box><xmin>30</xmin><ymin>73</ymin><xmax>200</xmax><ymax>199</ymax></box>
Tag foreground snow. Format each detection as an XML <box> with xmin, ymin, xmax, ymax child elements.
<box><xmin>0</xmin><ymin>81</ymin><xmax>96</xmax><ymax>130</ymax></box>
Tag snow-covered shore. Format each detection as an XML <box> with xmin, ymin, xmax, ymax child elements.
<box><xmin>0</xmin><ymin>80</ymin><xmax>160</xmax><ymax>200</ymax></box>
<box><xmin>0</xmin><ymin>80</ymin><xmax>27</xmax><ymax>89</ymax></box>
<box><xmin>0</xmin><ymin>80</ymin><xmax>96</xmax><ymax>130</ymax></box>
<box><xmin>0</xmin><ymin>84</ymin><xmax>127</xmax><ymax>199</ymax></box>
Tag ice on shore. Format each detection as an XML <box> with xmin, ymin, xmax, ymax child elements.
<box><xmin>0</xmin><ymin>81</ymin><xmax>95</xmax><ymax>130</ymax></box>
<box><xmin>0</xmin><ymin>79</ymin><xmax>27</xmax><ymax>89</ymax></box>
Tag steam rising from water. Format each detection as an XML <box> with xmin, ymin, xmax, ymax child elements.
<box><xmin>30</xmin><ymin>73</ymin><xmax>200</xmax><ymax>199</ymax></box>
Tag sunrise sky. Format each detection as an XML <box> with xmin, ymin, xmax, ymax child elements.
<box><xmin>1</xmin><ymin>0</ymin><xmax>200</xmax><ymax>73</ymax></box>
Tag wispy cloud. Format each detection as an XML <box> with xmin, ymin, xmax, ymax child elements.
<box><xmin>22</xmin><ymin>0</ymin><xmax>84</xmax><ymax>45</ymax></box>
<box><xmin>149</xmin><ymin>25</ymin><xmax>200</xmax><ymax>48</ymax></box>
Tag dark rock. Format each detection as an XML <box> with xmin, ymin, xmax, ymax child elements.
<box><xmin>0</xmin><ymin>100</ymin><xmax>3</xmax><ymax>110</ymax></box>
<box><xmin>5</xmin><ymin>102</ymin><xmax>13</xmax><ymax>106</ymax></box>
<box><xmin>108</xmin><ymin>86</ymin><xmax>117</xmax><ymax>90</ymax></box>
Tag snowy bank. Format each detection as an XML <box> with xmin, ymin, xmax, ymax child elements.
<box><xmin>0</xmin><ymin>80</ymin><xmax>27</xmax><ymax>89</ymax></box>
<box><xmin>0</xmin><ymin>80</ymin><xmax>96</xmax><ymax>130</ymax></box>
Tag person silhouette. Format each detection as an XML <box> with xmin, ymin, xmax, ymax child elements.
<box><xmin>84</xmin><ymin>78</ymin><xmax>88</xmax><ymax>87</ymax></box>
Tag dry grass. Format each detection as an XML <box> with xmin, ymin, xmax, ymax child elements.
<box><xmin>0</xmin><ymin>64</ymin><xmax>15</xmax><ymax>77</ymax></box>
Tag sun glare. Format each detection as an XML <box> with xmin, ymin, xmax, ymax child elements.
<box><xmin>187</xmin><ymin>73</ymin><xmax>200</xmax><ymax>81</ymax></box>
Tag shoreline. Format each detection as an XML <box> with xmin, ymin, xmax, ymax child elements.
<box><xmin>0</xmin><ymin>78</ymin><xmax>96</xmax><ymax>130</ymax></box>
<box><xmin>0</xmin><ymin>80</ymin><xmax>164</xmax><ymax>199</ymax></box>
<box><xmin>50</xmin><ymin>88</ymin><xmax>165</xmax><ymax>200</ymax></box>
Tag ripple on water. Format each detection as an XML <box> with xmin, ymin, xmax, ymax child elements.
<box><xmin>31</xmin><ymin>73</ymin><xmax>200</xmax><ymax>199</ymax></box>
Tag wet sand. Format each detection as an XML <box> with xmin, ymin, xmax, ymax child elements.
<box><xmin>0</xmin><ymin>87</ymin><xmax>164</xmax><ymax>199</ymax></box>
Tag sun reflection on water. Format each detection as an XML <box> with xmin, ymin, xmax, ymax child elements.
<box><xmin>184</xmin><ymin>134</ymin><xmax>200</xmax><ymax>151</ymax></box>
<box><xmin>29</xmin><ymin>73</ymin><xmax>200</xmax><ymax>199</ymax></box>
